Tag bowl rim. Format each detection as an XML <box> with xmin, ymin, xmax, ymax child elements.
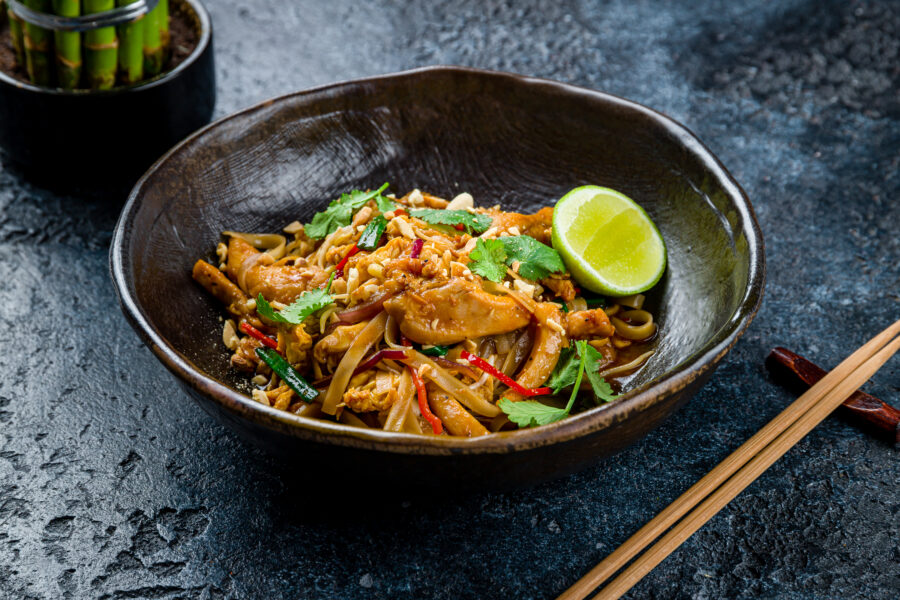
<box><xmin>0</xmin><ymin>0</ymin><xmax>211</xmax><ymax>96</ymax></box>
<box><xmin>110</xmin><ymin>65</ymin><xmax>765</xmax><ymax>456</ymax></box>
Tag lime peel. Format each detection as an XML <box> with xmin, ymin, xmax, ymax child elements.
<box><xmin>551</xmin><ymin>186</ymin><xmax>666</xmax><ymax>297</ymax></box>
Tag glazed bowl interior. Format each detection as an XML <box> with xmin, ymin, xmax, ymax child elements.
<box><xmin>112</xmin><ymin>67</ymin><xmax>763</xmax><ymax>457</ymax></box>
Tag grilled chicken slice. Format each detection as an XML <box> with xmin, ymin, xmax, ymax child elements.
<box><xmin>226</xmin><ymin>237</ymin><xmax>329</xmax><ymax>304</ymax></box>
<box><xmin>383</xmin><ymin>278</ymin><xmax>530</xmax><ymax>345</ymax></box>
<box><xmin>488</xmin><ymin>206</ymin><xmax>554</xmax><ymax>244</ymax></box>
<box><xmin>426</xmin><ymin>384</ymin><xmax>490</xmax><ymax>437</ymax></box>
<box><xmin>565</xmin><ymin>308</ymin><xmax>615</xmax><ymax>339</ymax></box>
<box><xmin>192</xmin><ymin>259</ymin><xmax>254</xmax><ymax>317</ymax></box>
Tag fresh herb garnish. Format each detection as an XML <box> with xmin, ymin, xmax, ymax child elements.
<box><xmin>498</xmin><ymin>235</ymin><xmax>566</xmax><ymax>281</ymax></box>
<box><xmin>468</xmin><ymin>238</ymin><xmax>508</xmax><ymax>282</ymax></box>
<box><xmin>545</xmin><ymin>345</ymin><xmax>581</xmax><ymax>393</ymax></box>
<box><xmin>419</xmin><ymin>345</ymin><xmax>450</xmax><ymax>357</ymax></box>
<box><xmin>376</xmin><ymin>194</ymin><xmax>397</xmax><ymax>213</ymax></box>
<box><xmin>256</xmin><ymin>273</ymin><xmax>335</xmax><ymax>325</ymax></box>
<box><xmin>465</xmin><ymin>234</ymin><xmax>566</xmax><ymax>282</ymax></box>
<box><xmin>304</xmin><ymin>183</ymin><xmax>390</xmax><ymax>239</ymax></box>
<box><xmin>499</xmin><ymin>340</ymin><xmax>619</xmax><ymax>428</ymax></box>
<box><xmin>409</xmin><ymin>208</ymin><xmax>493</xmax><ymax>234</ymax></box>
<box><xmin>497</xmin><ymin>397</ymin><xmax>569</xmax><ymax>427</ymax></box>
<box><xmin>581</xmin><ymin>343</ymin><xmax>620</xmax><ymax>403</ymax></box>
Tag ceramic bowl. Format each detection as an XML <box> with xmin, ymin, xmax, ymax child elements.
<box><xmin>111</xmin><ymin>67</ymin><xmax>764</xmax><ymax>491</ymax></box>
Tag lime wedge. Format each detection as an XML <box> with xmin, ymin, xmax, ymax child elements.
<box><xmin>551</xmin><ymin>186</ymin><xmax>666</xmax><ymax>296</ymax></box>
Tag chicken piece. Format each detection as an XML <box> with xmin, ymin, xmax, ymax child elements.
<box><xmin>341</xmin><ymin>371</ymin><xmax>397</xmax><ymax>413</ymax></box>
<box><xmin>192</xmin><ymin>259</ymin><xmax>254</xmax><ymax>317</ymax></box>
<box><xmin>226</xmin><ymin>237</ymin><xmax>329</xmax><ymax>304</ymax></box>
<box><xmin>426</xmin><ymin>384</ymin><xmax>489</xmax><ymax>437</ymax></box>
<box><xmin>284</xmin><ymin>324</ymin><xmax>313</xmax><ymax>370</ymax></box>
<box><xmin>342</xmin><ymin>388</ymin><xmax>396</xmax><ymax>413</ymax></box>
<box><xmin>313</xmin><ymin>322</ymin><xmax>367</xmax><ymax>364</ymax></box>
<box><xmin>542</xmin><ymin>275</ymin><xmax>577</xmax><ymax>302</ymax></box>
<box><xmin>503</xmin><ymin>303</ymin><xmax>565</xmax><ymax>401</ymax></box>
<box><xmin>384</xmin><ymin>278</ymin><xmax>531</xmax><ymax>345</ymax></box>
<box><xmin>488</xmin><ymin>206</ymin><xmax>554</xmax><ymax>244</ymax></box>
<box><xmin>565</xmin><ymin>309</ymin><xmax>615</xmax><ymax>339</ymax></box>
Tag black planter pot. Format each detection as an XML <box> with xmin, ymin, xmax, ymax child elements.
<box><xmin>0</xmin><ymin>0</ymin><xmax>215</xmax><ymax>195</ymax></box>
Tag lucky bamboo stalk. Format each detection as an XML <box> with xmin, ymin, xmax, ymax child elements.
<box><xmin>51</xmin><ymin>0</ymin><xmax>80</xmax><ymax>88</ymax></box>
<box><xmin>6</xmin><ymin>5</ymin><xmax>25</xmax><ymax>66</ymax></box>
<box><xmin>142</xmin><ymin>0</ymin><xmax>162</xmax><ymax>76</ymax></box>
<box><xmin>115</xmin><ymin>0</ymin><xmax>143</xmax><ymax>84</ymax></box>
<box><xmin>22</xmin><ymin>0</ymin><xmax>53</xmax><ymax>86</ymax></box>
<box><xmin>83</xmin><ymin>0</ymin><xmax>117</xmax><ymax>89</ymax></box>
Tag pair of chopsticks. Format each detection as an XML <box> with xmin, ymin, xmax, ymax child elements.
<box><xmin>559</xmin><ymin>319</ymin><xmax>900</xmax><ymax>600</ymax></box>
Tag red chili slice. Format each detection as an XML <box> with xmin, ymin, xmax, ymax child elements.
<box><xmin>409</xmin><ymin>365</ymin><xmax>442</xmax><ymax>435</ymax></box>
<box><xmin>239</xmin><ymin>321</ymin><xmax>279</xmax><ymax>351</ymax></box>
<box><xmin>335</xmin><ymin>244</ymin><xmax>360</xmax><ymax>278</ymax></box>
<box><xmin>459</xmin><ymin>350</ymin><xmax>552</xmax><ymax>397</ymax></box>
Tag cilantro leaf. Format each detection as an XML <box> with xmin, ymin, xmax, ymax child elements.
<box><xmin>497</xmin><ymin>398</ymin><xmax>568</xmax><ymax>427</ymax></box>
<box><xmin>580</xmin><ymin>342</ymin><xmax>620</xmax><ymax>403</ymax></box>
<box><xmin>304</xmin><ymin>183</ymin><xmax>390</xmax><ymax>239</ymax></box>
<box><xmin>410</xmin><ymin>208</ymin><xmax>493</xmax><ymax>234</ymax></box>
<box><xmin>256</xmin><ymin>273</ymin><xmax>335</xmax><ymax>325</ymax></box>
<box><xmin>545</xmin><ymin>345</ymin><xmax>580</xmax><ymax>393</ymax></box>
<box><xmin>468</xmin><ymin>238</ymin><xmax>508</xmax><ymax>282</ymax></box>
<box><xmin>498</xmin><ymin>235</ymin><xmax>566</xmax><ymax>281</ymax></box>
<box><xmin>376</xmin><ymin>194</ymin><xmax>396</xmax><ymax>213</ymax></box>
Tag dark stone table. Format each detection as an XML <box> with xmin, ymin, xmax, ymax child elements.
<box><xmin>1</xmin><ymin>0</ymin><xmax>898</xmax><ymax>598</ymax></box>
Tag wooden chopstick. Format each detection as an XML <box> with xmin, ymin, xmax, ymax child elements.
<box><xmin>558</xmin><ymin>319</ymin><xmax>900</xmax><ymax>600</ymax></box>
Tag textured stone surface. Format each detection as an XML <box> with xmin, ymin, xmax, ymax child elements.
<box><xmin>1</xmin><ymin>0</ymin><xmax>898</xmax><ymax>598</ymax></box>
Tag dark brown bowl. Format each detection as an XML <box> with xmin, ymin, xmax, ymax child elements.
<box><xmin>110</xmin><ymin>66</ymin><xmax>764</xmax><ymax>491</ymax></box>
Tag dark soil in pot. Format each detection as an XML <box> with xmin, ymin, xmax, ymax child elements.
<box><xmin>0</xmin><ymin>2</ymin><xmax>198</xmax><ymax>88</ymax></box>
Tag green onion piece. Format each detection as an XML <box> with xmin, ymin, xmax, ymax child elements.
<box><xmin>255</xmin><ymin>348</ymin><xmax>319</xmax><ymax>402</ymax></box>
<box><xmin>558</xmin><ymin>302</ymin><xmax>569</xmax><ymax>313</ymax></box>
<box><xmin>585</xmin><ymin>297</ymin><xmax>607</xmax><ymax>308</ymax></box>
<box><xmin>357</xmin><ymin>215</ymin><xmax>388</xmax><ymax>251</ymax></box>
<box><xmin>420</xmin><ymin>345</ymin><xmax>450</xmax><ymax>357</ymax></box>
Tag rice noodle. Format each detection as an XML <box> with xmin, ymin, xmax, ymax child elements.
<box><xmin>611</xmin><ymin>309</ymin><xmax>656</xmax><ymax>340</ymax></box>
<box><xmin>339</xmin><ymin>410</ymin><xmax>370</xmax><ymax>428</ymax></box>
<box><xmin>383</xmin><ymin>370</ymin><xmax>414</xmax><ymax>432</ymax></box>
<box><xmin>404</xmin><ymin>350</ymin><xmax>501</xmax><ymax>417</ymax></box>
<box><xmin>323</xmin><ymin>312</ymin><xmax>388</xmax><ymax>415</ymax></box>
<box><xmin>598</xmin><ymin>350</ymin><xmax>655</xmax><ymax>378</ymax></box>
<box><xmin>384</xmin><ymin>315</ymin><xmax>404</xmax><ymax>349</ymax></box>
<box><xmin>618</xmin><ymin>293</ymin><xmax>646</xmax><ymax>310</ymax></box>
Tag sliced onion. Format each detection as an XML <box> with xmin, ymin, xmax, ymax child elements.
<box><xmin>432</xmin><ymin>356</ymin><xmax>479</xmax><ymax>380</ymax></box>
<box><xmin>337</xmin><ymin>291</ymin><xmax>398</xmax><ymax>323</ymax></box>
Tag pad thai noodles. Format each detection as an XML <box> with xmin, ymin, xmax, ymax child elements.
<box><xmin>192</xmin><ymin>185</ymin><xmax>658</xmax><ymax>437</ymax></box>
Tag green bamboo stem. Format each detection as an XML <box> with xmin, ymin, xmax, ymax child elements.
<box><xmin>6</xmin><ymin>6</ymin><xmax>25</xmax><ymax>66</ymax></box>
<box><xmin>157</xmin><ymin>0</ymin><xmax>168</xmax><ymax>62</ymax></box>
<box><xmin>142</xmin><ymin>0</ymin><xmax>162</xmax><ymax>76</ymax></box>
<box><xmin>51</xmin><ymin>0</ymin><xmax>80</xmax><ymax>88</ymax></box>
<box><xmin>116</xmin><ymin>0</ymin><xmax>143</xmax><ymax>84</ymax></box>
<box><xmin>22</xmin><ymin>0</ymin><xmax>52</xmax><ymax>86</ymax></box>
<box><xmin>83</xmin><ymin>0</ymin><xmax>117</xmax><ymax>89</ymax></box>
